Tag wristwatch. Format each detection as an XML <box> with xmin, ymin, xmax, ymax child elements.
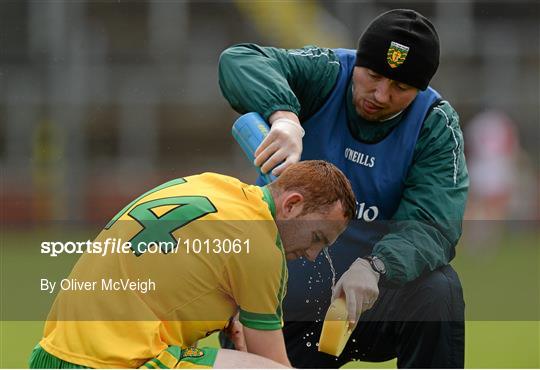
<box><xmin>364</xmin><ymin>255</ymin><xmax>386</xmax><ymax>275</ymax></box>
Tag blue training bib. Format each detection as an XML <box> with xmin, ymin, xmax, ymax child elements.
<box><xmin>280</xmin><ymin>48</ymin><xmax>441</xmax><ymax>320</ymax></box>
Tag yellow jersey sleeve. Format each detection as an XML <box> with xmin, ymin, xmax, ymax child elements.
<box><xmin>224</xmin><ymin>232</ymin><xmax>286</xmax><ymax>330</ymax></box>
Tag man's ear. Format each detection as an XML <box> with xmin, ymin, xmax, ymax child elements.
<box><xmin>280</xmin><ymin>192</ymin><xmax>304</xmax><ymax>219</ymax></box>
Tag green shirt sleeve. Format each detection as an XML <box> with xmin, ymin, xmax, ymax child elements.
<box><xmin>218</xmin><ymin>43</ymin><xmax>340</xmax><ymax>121</ymax></box>
<box><xmin>372</xmin><ymin>101</ymin><xmax>469</xmax><ymax>286</ymax></box>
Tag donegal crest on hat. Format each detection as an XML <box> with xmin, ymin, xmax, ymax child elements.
<box><xmin>387</xmin><ymin>41</ymin><xmax>409</xmax><ymax>68</ymax></box>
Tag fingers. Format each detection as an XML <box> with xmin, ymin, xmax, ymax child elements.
<box><xmin>260</xmin><ymin>150</ymin><xmax>288</xmax><ymax>174</ymax></box>
<box><xmin>231</xmin><ymin>330</ymin><xmax>247</xmax><ymax>352</ymax></box>
<box><xmin>345</xmin><ymin>291</ymin><xmax>380</xmax><ymax>331</ymax></box>
<box><xmin>255</xmin><ymin>147</ymin><xmax>281</xmax><ymax>172</ymax></box>
<box><xmin>271</xmin><ymin>152</ymin><xmax>301</xmax><ymax>176</ymax></box>
<box><xmin>254</xmin><ymin>134</ymin><xmax>278</xmax><ymax>167</ymax></box>
<box><xmin>254</xmin><ymin>144</ymin><xmax>299</xmax><ymax>174</ymax></box>
<box><xmin>344</xmin><ymin>288</ymin><xmax>358</xmax><ymax>327</ymax></box>
<box><xmin>229</xmin><ymin>318</ymin><xmax>247</xmax><ymax>352</ymax></box>
<box><xmin>331</xmin><ymin>280</ymin><xmax>343</xmax><ymax>302</ymax></box>
<box><xmin>362</xmin><ymin>291</ymin><xmax>379</xmax><ymax>311</ymax></box>
<box><xmin>253</xmin><ymin>121</ymin><xmax>302</xmax><ymax>174</ymax></box>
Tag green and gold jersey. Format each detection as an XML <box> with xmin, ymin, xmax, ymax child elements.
<box><xmin>40</xmin><ymin>173</ymin><xmax>287</xmax><ymax>368</ymax></box>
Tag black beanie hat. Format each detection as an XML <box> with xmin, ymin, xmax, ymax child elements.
<box><xmin>356</xmin><ymin>9</ymin><xmax>440</xmax><ymax>90</ymax></box>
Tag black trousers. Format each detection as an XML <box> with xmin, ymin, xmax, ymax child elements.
<box><xmin>221</xmin><ymin>265</ymin><xmax>465</xmax><ymax>368</ymax></box>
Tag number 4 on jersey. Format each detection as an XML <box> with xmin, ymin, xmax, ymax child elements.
<box><xmin>104</xmin><ymin>178</ymin><xmax>217</xmax><ymax>256</ymax></box>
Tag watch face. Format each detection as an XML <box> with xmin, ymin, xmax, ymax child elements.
<box><xmin>372</xmin><ymin>257</ymin><xmax>386</xmax><ymax>274</ymax></box>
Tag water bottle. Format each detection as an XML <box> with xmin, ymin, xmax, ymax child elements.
<box><xmin>232</xmin><ymin>112</ymin><xmax>277</xmax><ymax>184</ymax></box>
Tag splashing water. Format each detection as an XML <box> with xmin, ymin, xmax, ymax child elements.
<box><xmin>323</xmin><ymin>247</ymin><xmax>337</xmax><ymax>290</ymax></box>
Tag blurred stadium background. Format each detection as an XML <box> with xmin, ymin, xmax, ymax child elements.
<box><xmin>0</xmin><ymin>0</ymin><xmax>538</xmax><ymax>368</ymax></box>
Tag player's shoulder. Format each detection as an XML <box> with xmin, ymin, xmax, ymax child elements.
<box><xmin>285</xmin><ymin>45</ymin><xmax>340</xmax><ymax>63</ymax></box>
<box><xmin>186</xmin><ymin>172</ymin><xmax>253</xmax><ymax>195</ymax></box>
<box><xmin>425</xmin><ymin>100</ymin><xmax>459</xmax><ymax>128</ymax></box>
<box><xmin>416</xmin><ymin>99</ymin><xmax>464</xmax><ymax>158</ymax></box>
<box><xmin>426</xmin><ymin>99</ymin><xmax>459</xmax><ymax>124</ymax></box>
<box><xmin>192</xmin><ymin>172</ymin><xmax>274</xmax><ymax>221</ymax></box>
<box><xmin>188</xmin><ymin>172</ymin><xmax>242</xmax><ymax>187</ymax></box>
<box><xmin>420</xmin><ymin>99</ymin><xmax>462</xmax><ymax>141</ymax></box>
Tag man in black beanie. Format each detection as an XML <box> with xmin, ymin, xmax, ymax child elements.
<box><xmin>218</xmin><ymin>8</ymin><xmax>467</xmax><ymax>368</ymax></box>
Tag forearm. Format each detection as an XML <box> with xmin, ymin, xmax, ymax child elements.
<box><xmin>219</xmin><ymin>44</ymin><xmax>301</xmax><ymax>120</ymax></box>
<box><xmin>243</xmin><ymin>327</ymin><xmax>291</xmax><ymax>367</ymax></box>
<box><xmin>372</xmin><ymin>219</ymin><xmax>460</xmax><ymax>286</ymax></box>
<box><xmin>218</xmin><ymin>43</ymin><xmax>340</xmax><ymax>121</ymax></box>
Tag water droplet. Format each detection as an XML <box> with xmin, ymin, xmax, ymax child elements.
<box><xmin>316</xmin><ymin>342</ymin><xmax>320</xmax><ymax>346</ymax></box>
<box><xmin>306</xmin><ymin>342</ymin><xmax>311</xmax><ymax>347</ymax></box>
<box><xmin>305</xmin><ymin>299</ymin><xmax>310</xmax><ymax>303</ymax></box>
<box><xmin>352</xmin><ymin>339</ymin><xmax>356</xmax><ymax>343</ymax></box>
<box><xmin>323</xmin><ymin>247</ymin><xmax>337</xmax><ymax>289</ymax></box>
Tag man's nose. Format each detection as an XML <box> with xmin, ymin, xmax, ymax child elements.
<box><xmin>374</xmin><ymin>79</ymin><xmax>391</xmax><ymax>104</ymax></box>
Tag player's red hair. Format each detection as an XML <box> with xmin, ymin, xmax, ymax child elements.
<box><xmin>268</xmin><ymin>160</ymin><xmax>356</xmax><ymax>220</ymax></box>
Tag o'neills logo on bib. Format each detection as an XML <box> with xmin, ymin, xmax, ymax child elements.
<box><xmin>344</xmin><ymin>148</ymin><xmax>375</xmax><ymax>168</ymax></box>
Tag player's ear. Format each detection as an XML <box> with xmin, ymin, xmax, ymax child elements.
<box><xmin>281</xmin><ymin>192</ymin><xmax>304</xmax><ymax>219</ymax></box>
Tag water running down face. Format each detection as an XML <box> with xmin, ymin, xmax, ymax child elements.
<box><xmin>277</xmin><ymin>200</ymin><xmax>348</xmax><ymax>262</ymax></box>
